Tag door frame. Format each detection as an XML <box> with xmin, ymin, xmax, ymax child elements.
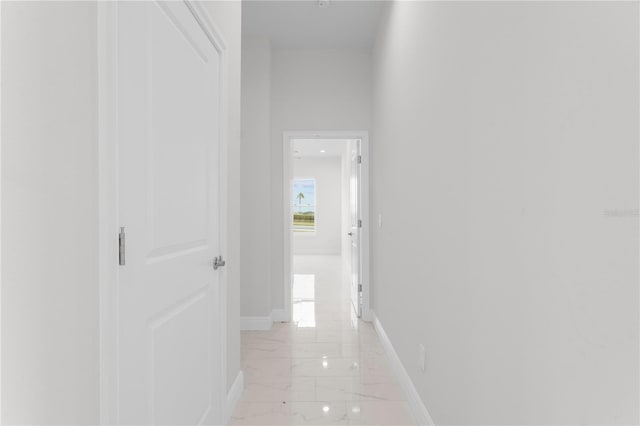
<box><xmin>97</xmin><ymin>2</ymin><xmax>230</xmax><ymax>424</ymax></box>
<box><xmin>282</xmin><ymin>131</ymin><xmax>371</xmax><ymax>322</ymax></box>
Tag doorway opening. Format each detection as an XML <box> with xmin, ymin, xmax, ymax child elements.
<box><xmin>282</xmin><ymin>132</ymin><xmax>371</xmax><ymax>326</ymax></box>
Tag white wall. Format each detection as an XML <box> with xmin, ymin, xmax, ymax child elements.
<box><xmin>293</xmin><ymin>156</ymin><xmax>342</xmax><ymax>255</ymax></box>
<box><xmin>372</xmin><ymin>2</ymin><xmax>639</xmax><ymax>425</ymax></box>
<box><xmin>240</xmin><ymin>37</ymin><xmax>272</xmax><ymax>318</ymax></box>
<box><xmin>270</xmin><ymin>49</ymin><xmax>371</xmax><ymax>311</ymax></box>
<box><xmin>1</xmin><ymin>2</ymin><xmax>99</xmax><ymax>423</ymax></box>
<box><xmin>200</xmin><ymin>0</ymin><xmax>243</xmax><ymax>395</ymax></box>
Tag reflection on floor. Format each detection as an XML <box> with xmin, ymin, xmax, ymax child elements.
<box><xmin>231</xmin><ymin>255</ymin><xmax>416</xmax><ymax>425</ymax></box>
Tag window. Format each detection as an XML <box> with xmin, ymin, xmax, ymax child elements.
<box><xmin>293</xmin><ymin>178</ymin><xmax>316</xmax><ymax>233</ymax></box>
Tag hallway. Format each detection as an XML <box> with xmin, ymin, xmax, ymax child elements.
<box><xmin>2</xmin><ymin>2</ymin><xmax>638</xmax><ymax>424</ymax></box>
<box><xmin>231</xmin><ymin>256</ymin><xmax>416</xmax><ymax>425</ymax></box>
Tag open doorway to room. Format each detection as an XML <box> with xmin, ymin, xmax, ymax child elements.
<box><xmin>283</xmin><ymin>132</ymin><xmax>370</xmax><ymax>327</ymax></box>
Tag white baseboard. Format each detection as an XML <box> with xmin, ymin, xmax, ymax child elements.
<box><xmin>271</xmin><ymin>309</ymin><xmax>287</xmax><ymax>322</ymax></box>
<box><xmin>225</xmin><ymin>370</ymin><xmax>244</xmax><ymax>424</ymax></box>
<box><xmin>371</xmin><ymin>311</ymin><xmax>435</xmax><ymax>426</ymax></box>
<box><xmin>240</xmin><ymin>309</ymin><xmax>290</xmax><ymax>330</ymax></box>
<box><xmin>240</xmin><ymin>314</ymin><xmax>273</xmax><ymax>331</ymax></box>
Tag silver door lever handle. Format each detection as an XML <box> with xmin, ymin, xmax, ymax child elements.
<box><xmin>213</xmin><ymin>256</ymin><xmax>226</xmax><ymax>270</ymax></box>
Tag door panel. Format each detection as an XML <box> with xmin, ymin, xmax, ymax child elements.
<box><xmin>148</xmin><ymin>1</ymin><xmax>219</xmax><ymax>255</ymax></box>
<box><xmin>350</xmin><ymin>140</ymin><xmax>362</xmax><ymax>317</ymax></box>
<box><xmin>150</xmin><ymin>290</ymin><xmax>210</xmax><ymax>425</ymax></box>
<box><xmin>116</xmin><ymin>2</ymin><xmax>222</xmax><ymax>424</ymax></box>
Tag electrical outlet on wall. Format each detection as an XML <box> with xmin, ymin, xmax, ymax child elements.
<box><xmin>418</xmin><ymin>344</ymin><xmax>426</xmax><ymax>372</ymax></box>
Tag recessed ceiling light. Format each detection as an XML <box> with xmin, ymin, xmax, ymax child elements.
<box><xmin>320</xmin><ymin>150</ymin><xmax>326</xmax><ymax>153</ymax></box>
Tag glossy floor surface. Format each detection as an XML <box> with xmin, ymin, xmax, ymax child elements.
<box><xmin>231</xmin><ymin>255</ymin><xmax>416</xmax><ymax>425</ymax></box>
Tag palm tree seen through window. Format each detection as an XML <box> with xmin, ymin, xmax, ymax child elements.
<box><xmin>293</xmin><ymin>179</ymin><xmax>315</xmax><ymax>233</ymax></box>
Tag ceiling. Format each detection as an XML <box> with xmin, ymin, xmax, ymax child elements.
<box><xmin>242</xmin><ymin>1</ymin><xmax>385</xmax><ymax>49</ymax></box>
<box><xmin>292</xmin><ymin>139</ymin><xmax>353</xmax><ymax>158</ymax></box>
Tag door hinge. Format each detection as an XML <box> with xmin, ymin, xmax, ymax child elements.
<box><xmin>357</xmin><ymin>155</ymin><xmax>362</xmax><ymax>164</ymax></box>
<box><xmin>358</xmin><ymin>219</ymin><xmax>362</xmax><ymax>228</ymax></box>
<box><xmin>358</xmin><ymin>284</ymin><xmax>363</xmax><ymax>292</ymax></box>
<box><xmin>118</xmin><ymin>227</ymin><xmax>126</xmax><ymax>266</ymax></box>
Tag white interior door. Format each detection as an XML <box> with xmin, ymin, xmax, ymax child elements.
<box><xmin>349</xmin><ymin>140</ymin><xmax>362</xmax><ymax>317</ymax></box>
<box><xmin>116</xmin><ymin>2</ymin><xmax>223</xmax><ymax>424</ymax></box>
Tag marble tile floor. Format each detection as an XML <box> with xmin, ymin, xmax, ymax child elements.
<box><xmin>230</xmin><ymin>255</ymin><xmax>416</xmax><ymax>426</ymax></box>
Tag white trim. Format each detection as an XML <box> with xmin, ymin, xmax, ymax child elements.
<box><xmin>240</xmin><ymin>309</ymin><xmax>289</xmax><ymax>331</ymax></box>
<box><xmin>0</xmin><ymin>2</ymin><xmax>4</xmax><ymax>421</ymax></box>
<box><xmin>239</xmin><ymin>308</ymin><xmax>289</xmax><ymax>330</ymax></box>
<box><xmin>282</xmin><ymin>131</ymin><xmax>372</xmax><ymax>322</ymax></box>
<box><xmin>371</xmin><ymin>311</ymin><xmax>435</xmax><ymax>426</ymax></box>
<box><xmin>240</xmin><ymin>315</ymin><xmax>273</xmax><ymax>331</ymax></box>
<box><xmin>359</xmin><ymin>138</ymin><xmax>372</xmax><ymax>321</ymax></box>
<box><xmin>282</xmin><ymin>134</ymin><xmax>293</xmax><ymax>322</ymax></box>
<box><xmin>240</xmin><ymin>307</ymin><xmax>288</xmax><ymax>330</ymax></box>
<box><xmin>271</xmin><ymin>308</ymin><xmax>287</xmax><ymax>322</ymax></box>
<box><xmin>98</xmin><ymin>3</ymin><xmax>230</xmax><ymax>424</ymax></box>
<box><xmin>225</xmin><ymin>371</ymin><xmax>244</xmax><ymax>424</ymax></box>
